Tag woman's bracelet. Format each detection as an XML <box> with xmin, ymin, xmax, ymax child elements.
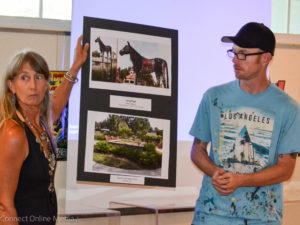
<box><xmin>64</xmin><ymin>71</ymin><xmax>79</xmax><ymax>83</ymax></box>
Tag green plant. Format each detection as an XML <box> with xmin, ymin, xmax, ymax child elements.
<box><xmin>94</xmin><ymin>141</ymin><xmax>112</xmax><ymax>153</ymax></box>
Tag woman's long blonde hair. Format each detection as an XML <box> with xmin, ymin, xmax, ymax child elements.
<box><xmin>0</xmin><ymin>50</ymin><xmax>51</xmax><ymax>128</ymax></box>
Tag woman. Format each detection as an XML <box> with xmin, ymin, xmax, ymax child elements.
<box><xmin>0</xmin><ymin>36</ymin><xmax>89</xmax><ymax>225</ymax></box>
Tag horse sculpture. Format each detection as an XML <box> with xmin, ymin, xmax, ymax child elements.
<box><xmin>119</xmin><ymin>41</ymin><xmax>169</xmax><ymax>88</ymax></box>
<box><xmin>95</xmin><ymin>37</ymin><xmax>112</xmax><ymax>60</ymax></box>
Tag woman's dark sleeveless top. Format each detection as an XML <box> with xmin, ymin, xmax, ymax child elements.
<box><xmin>14</xmin><ymin>123</ymin><xmax>57</xmax><ymax>225</ymax></box>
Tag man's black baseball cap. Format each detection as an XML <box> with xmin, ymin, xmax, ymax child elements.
<box><xmin>221</xmin><ymin>22</ymin><xmax>276</xmax><ymax>56</ymax></box>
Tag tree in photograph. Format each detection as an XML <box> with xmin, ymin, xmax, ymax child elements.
<box><xmin>128</xmin><ymin>117</ymin><xmax>151</xmax><ymax>139</ymax></box>
<box><xmin>92</xmin><ymin>50</ymin><xmax>100</xmax><ymax>57</ymax></box>
<box><xmin>105</xmin><ymin>114</ymin><xmax>121</xmax><ymax>135</ymax></box>
<box><xmin>141</xmin><ymin>73</ymin><xmax>155</xmax><ymax>86</ymax></box>
<box><xmin>118</xmin><ymin>67</ymin><xmax>130</xmax><ymax>82</ymax></box>
<box><xmin>118</xmin><ymin>121</ymin><xmax>133</xmax><ymax>138</ymax></box>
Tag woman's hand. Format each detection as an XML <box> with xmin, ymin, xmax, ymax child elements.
<box><xmin>69</xmin><ymin>35</ymin><xmax>89</xmax><ymax>76</ymax></box>
<box><xmin>50</xmin><ymin>35</ymin><xmax>89</xmax><ymax>122</ymax></box>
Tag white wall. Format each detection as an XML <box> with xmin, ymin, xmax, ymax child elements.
<box><xmin>0</xmin><ymin>30</ymin><xmax>70</xmax><ymax>80</ymax></box>
<box><xmin>269</xmin><ymin>34</ymin><xmax>300</xmax><ymax>103</ymax></box>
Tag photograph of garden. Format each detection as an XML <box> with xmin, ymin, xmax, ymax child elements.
<box><xmin>93</xmin><ymin>114</ymin><xmax>162</xmax><ymax>174</ymax></box>
<box><xmin>83</xmin><ymin>111</ymin><xmax>170</xmax><ymax>178</ymax></box>
<box><xmin>91</xmin><ymin>113</ymin><xmax>168</xmax><ymax>177</ymax></box>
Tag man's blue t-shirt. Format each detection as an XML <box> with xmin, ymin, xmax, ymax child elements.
<box><xmin>190</xmin><ymin>80</ymin><xmax>300</xmax><ymax>223</ymax></box>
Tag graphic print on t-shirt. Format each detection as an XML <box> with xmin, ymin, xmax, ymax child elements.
<box><xmin>219</xmin><ymin>107</ymin><xmax>274</xmax><ymax>174</ymax></box>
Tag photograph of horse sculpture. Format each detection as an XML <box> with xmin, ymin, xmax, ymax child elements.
<box><xmin>91</xmin><ymin>36</ymin><xmax>170</xmax><ymax>89</ymax></box>
<box><xmin>92</xmin><ymin>114</ymin><xmax>163</xmax><ymax>176</ymax></box>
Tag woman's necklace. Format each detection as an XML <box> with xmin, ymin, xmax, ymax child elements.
<box><xmin>22</xmin><ymin>113</ymin><xmax>56</xmax><ymax>198</ymax></box>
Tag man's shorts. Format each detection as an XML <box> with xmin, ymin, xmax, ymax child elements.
<box><xmin>191</xmin><ymin>211</ymin><xmax>281</xmax><ymax>225</ymax></box>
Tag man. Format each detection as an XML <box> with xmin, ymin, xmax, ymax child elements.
<box><xmin>190</xmin><ymin>22</ymin><xmax>300</xmax><ymax>225</ymax></box>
